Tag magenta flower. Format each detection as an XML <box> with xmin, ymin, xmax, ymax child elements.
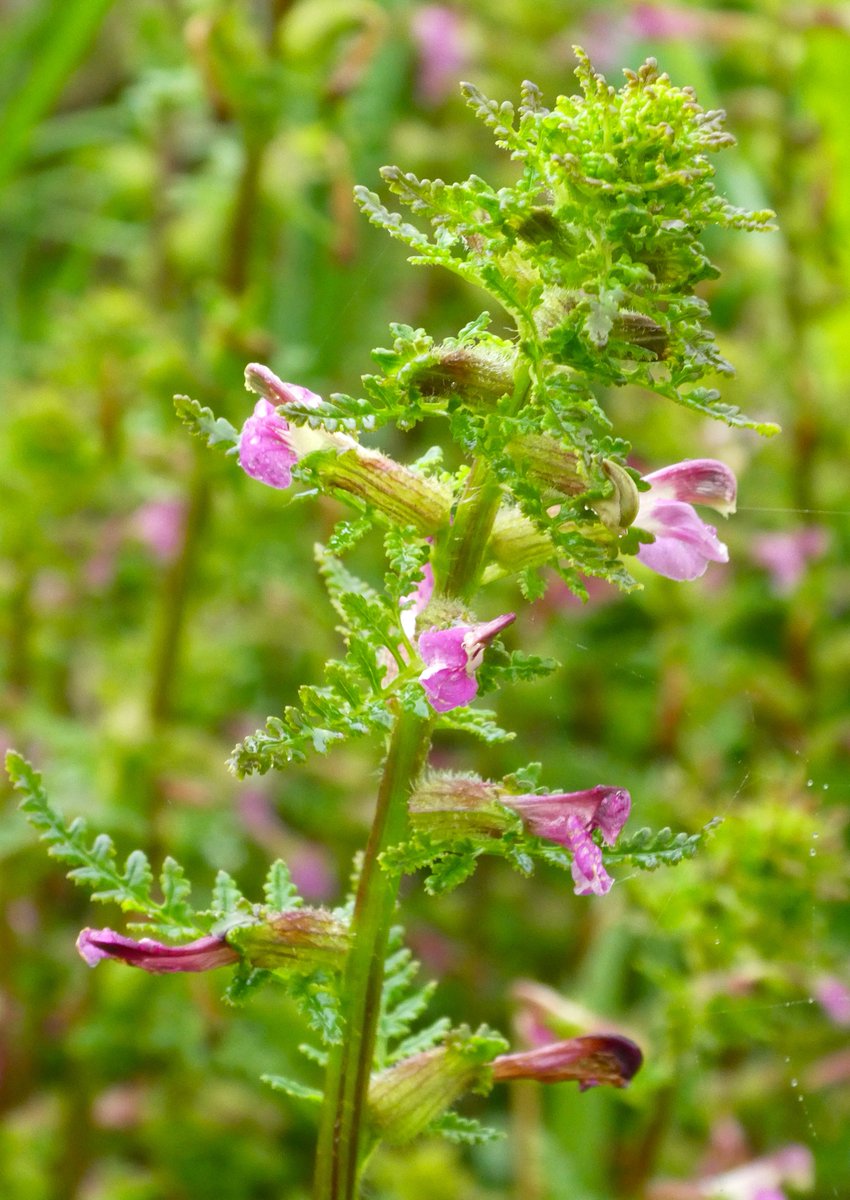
<box><xmin>491</xmin><ymin>1033</ymin><xmax>643</xmax><ymax>1091</ymax></box>
<box><xmin>418</xmin><ymin>612</ymin><xmax>515</xmax><ymax>712</ymax></box>
<box><xmin>238</xmin><ymin>365</ymin><xmax>324</xmax><ymax>490</ymax></box>
<box><xmin>635</xmin><ymin>458</ymin><xmax>737</xmax><ymax>581</ymax></box>
<box><xmin>131</xmin><ymin>499</ymin><xmax>185</xmax><ymax>563</ymax></box>
<box><xmin>751</xmin><ymin>527</ymin><xmax>827</xmax><ymax>594</ymax></box>
<box><xmin>815</xmin><ymin>975</ymin><xmax>850</xmax><ymax>1027</ymax></box>
<box><xmin>238</xmin><ymin>398</ymin><xmax>299</xmax><ymax>490</ymax></box>
<box><xmin>77</xmin><ymin>929</ymin><xmax>239</xmax><ymax>973</ymax></box>
<box><xmin>506</xmin><ymin>786</ymin><xmax>630</xmax><ymax>896</ymax></box>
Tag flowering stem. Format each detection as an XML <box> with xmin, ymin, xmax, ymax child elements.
<box><xmin>313</xmin><ymin>705</ymin><xmax>432</xmax><ymax>1200</ymax></box>
<box><xmin>314</xmin><ymin>429</ymin><xmax>515</xmax><ymax>1196</ymax></box>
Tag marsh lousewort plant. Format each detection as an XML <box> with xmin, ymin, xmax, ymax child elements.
<box><xmin>7</xmin><ymin>54</ymin><xmax>777</xmax><ymax>1200</ymax></box>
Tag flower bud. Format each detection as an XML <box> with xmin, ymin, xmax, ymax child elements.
<box><xmin>592</xmin><ymin>459</ymin><xmax>640</xmax><ymax>531</ymax></box>
<box><xmin>506</xmin><ymin>435</ymin><xmax>588</xmax><ymax>497</ymax></box>
<box><xmin>414</xmin><ymin>345</ymin><xmax>517</xmax><ymax>404</ymax></box>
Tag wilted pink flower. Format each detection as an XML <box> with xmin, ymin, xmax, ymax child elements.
<box><xmin>77</xmin><ymin>928</ymin><xmax>239</xmax><ymax>973</ymax></box>
<box><xmin>411</xmin><ymin>6</ymin><xmax>471</xmax><ymax>106</ymax></box>
<box><xmin>131</xmin><ymin>499</ymin><xmax>186</xmax><ymax>563</ymax></box>
<box><xmin>506</xmin><ymin>786</ymin><xmax>630</xmax><ymax>896</ymax></box>
<box><xmin>418</xmin><ymin>612</ymin><xmax>515</xmax><ymax>712</ymax></box>
<box><xmin>491</xmin><ymin>1034</ymin><xmax>643</xmax><ymax>1091</ymax></box>
<box><xmin>751</xmin><ymin>527</ymin><xmax>827</xmax><ymax>594</ymax></box>
<box><xmin>636</xmin><ymin>459</ymin><xmax>736</xmax><ymax>581</ymax></box>
<box><xmin>815</xmin><ymin>975</ymin><xmax>850</xmax><ymax>1027</ymax></box>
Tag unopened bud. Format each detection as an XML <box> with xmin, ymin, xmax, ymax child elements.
<box><xmin>415</xmin><ymin>346</ymin><xmax>517</xmax><ymax>404</ymax></box>
<box><xmin>507</xmin><ymin>435</ymin><xmax>588</xmax><ymax>497</ymax></box>
<box><xmin>591</xmin><ymin>460</ymin><xmax>640</xmax><ymax>531</ymax></box>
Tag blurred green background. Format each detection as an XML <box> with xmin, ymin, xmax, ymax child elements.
<box><xmin>1</xmin><ymin>1</ymin><xmax>849</xmax><ymax>1197</ymax></box>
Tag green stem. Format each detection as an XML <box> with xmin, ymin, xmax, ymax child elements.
<box><xmin>313</xmin><ymin>705</ymin><xmax>432</xmax><ymax>1200</ymax></box>
<box><xmin>314</xmin><ymin>436</ymin><xmax>518</xmax><ymax>1196</ymax></box>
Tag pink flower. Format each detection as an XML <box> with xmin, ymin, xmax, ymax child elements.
<box><xmin>238</xmin><ymin>365</ymin><xmax>324</xmax><ymax>490</ymax></box>
<box><xmin>131</xmin><ymin>499</ymin><xmax>185</xmax><ymax>563</ymax></box>
<box><xmin>411</xmin><ymin>6</ymin><xmax>471</xmax><ymax>106</ymax></box>
<box><xmin>751</xmin><ymin>527</ymin><xmax>827</xmax><ymax>594</ymax></box>
<box><xmin>77</xmin><ymin>929</ymin><xmax>239</xmax><ymax>973</ymax></box>
<box><xmin>238</xmin><ymin>398</ymin><xmax>299</xmax><ymax>490</ymax></box>
<box><xmin>491</xmin><ymin>1034</ymin><xmax>643</xmax><ymax>1091</ymax></box>
<box><xmin>815</xmin><ymin>975</ymin><xmax>850</xmax><ymax>1027</ymax></box>
<box><xmin>506</xmin><ymin>786</ymin><xmax>630</xmax><ymax>896</ymax></box>
<box><xmin>635</xmin><ymin>459</ymin><xmax>737</xmax><ymax>581</ymax></box>
<box><xmin>418</xmin><ymin>612</ymin><xmax>515</xmax><ymax>712</ymax></box>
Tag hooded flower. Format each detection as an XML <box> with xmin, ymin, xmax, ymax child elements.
<box><xmin>635</xmin><ymin>458</ymin><xmax>737</xmax><ymax>581</ymax></box>
<box><xmin>506</xmin><ymin>786</ymin><xmax>631</xmax><ymax>896</ymax></box>
<box><xmin>77</xmin><ymin>910</ymin><xmax>349</xmax><ymax>975</ymax></box>
<box><xmin>77</xmin><ymin>929</ymin><xmax>239</xmax><ymax>973</ymax></box>
<box><xmin>238</xmin><ymin>365</ymin><xmax>324</xmax><ymax>490</ymax></box>
<box><xmin>238</xmin><ymin>398</ymin><xmax>300</xmax><ymax>490</ymax></box>
<box><xmin>418</xmin><ymin>612</ymin><xmax>515</xmax><ymax>712</ymax></box>
<box><xmin>491</xmin><ymin>1033</ymin><xmax>643</xmax><ymax>1091</ymax></box>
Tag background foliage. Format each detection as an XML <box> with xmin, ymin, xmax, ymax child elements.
<box><xmin>1</xmin><ymin>2</ymin><xmax>848</xmax><ymax>1197</ymax></box>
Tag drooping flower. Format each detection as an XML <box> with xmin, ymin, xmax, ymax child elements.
<box><xmin>408</xmin><ymin>777</ymin><xmax>630</xmax><ymax>896</ymax></box>
<box><xmin>77</xmin><ymin>910</ymin><xmax>350</xmax><ymax>975</ymax></box>
<box><xmin>77</xmin><ymin>929</ymin><xmax>239</xmax><ymax>973</ymax></box>
<box><xmin>751</xmin><ymin>526</ymin><xmax>827</xmax><ymax>595</ymax></box>
<box><xmin>418</xmin><ymin>612</ymin><xmax>515</xmax><ymax>712</ymax></box>
<box><xmin>506</xmin><ymin>786</ymin><xmax>631</xmax><ymax>896</ymax></box>
<box><xmin>491</xmin><ymin>1034</ymin><xmax>643</xmax><ymax>1091</ymax></box>
<box><xmin>635</xmin><ymin>458</ymin><xmax>737</xmax><ymax>581</ymax></box>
